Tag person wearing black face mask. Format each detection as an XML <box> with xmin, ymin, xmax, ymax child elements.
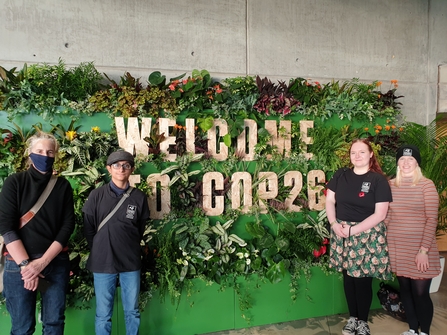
<box><xmin>0</xmin><ymin>131</ymin><xmax>75</xmax><ymax>335</ymax></box>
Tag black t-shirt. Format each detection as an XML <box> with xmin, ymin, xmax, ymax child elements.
<box><xmin>327</xmin><ymin>168</ymin><xmax>392</xmax><ymax>222</ymax></box>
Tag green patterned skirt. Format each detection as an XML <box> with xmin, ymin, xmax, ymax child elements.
<box><xmin>329</xmin><ymin>220</ymin><xmax>393</xmax><ymax>280</ymax></box>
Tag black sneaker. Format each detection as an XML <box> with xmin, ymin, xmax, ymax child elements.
<box><xmin>342</xmin><ymin>317</ymin><xmax>357</xmax><ymax>335</ymax></box>
<box><xmin>356</xmin><ymin>320</ymin><xmax>371</xmax><ymax>335</ymax></box>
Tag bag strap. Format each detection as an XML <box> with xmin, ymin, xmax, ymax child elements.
<box><xmin>97</xmin><ymin>187</ymin><xmax>133</xmax><ymax>232</ymax></box>
<box><xmin>19</xmin><ymin>175</ymin><xmax>58</xmax><ymax>229</ymax></box>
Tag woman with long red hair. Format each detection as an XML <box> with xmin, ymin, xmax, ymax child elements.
<box><xmin>326</xmin><ymin>138</ymin><xmax>393</xmax><ymax>335</ymax></box>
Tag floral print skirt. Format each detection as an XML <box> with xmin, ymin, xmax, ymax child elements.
<box><xmin>329</xmin><ymin>221</ymin><xmax>393</xmax><ymax>280</ymax></box>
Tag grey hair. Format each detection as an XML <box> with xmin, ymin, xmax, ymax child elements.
<box><xmin>25</xmin><ymin>131</ymin><xmax>60</xmax><ymax>156</ymax></box>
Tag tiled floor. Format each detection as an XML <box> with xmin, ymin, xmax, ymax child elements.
<box><xmin>204</xmin><ymin>252</ymin><xmax>447</xmax><ymax>335</ymax></box>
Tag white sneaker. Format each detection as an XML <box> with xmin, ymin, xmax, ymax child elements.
<box><xmin>356</xmin><ymin>320</ymin><xmax>371</xmax><ymax>335</ymax></box>
<box><xmin>342</xmin><ymin>317</ymin><xmax>357</xmax><ymax>335</ymax></box>
<box><xmin>400</xmin><ymin>330</ymin><xmax>417</xmax><ymax>335</ymax></box>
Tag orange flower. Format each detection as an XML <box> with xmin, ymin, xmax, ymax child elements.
<box><xmin>399</xmin><ymin>127</ymin><xmax>404</xmax><ymax>132</ymax></box>
<box><xmin>375</xmin><ymin>129</ymin><xmax>380</xmax><ymax>134</ymax></box>
<box><xmin>364</xmin><ymin>127</ymin><xmax>369</xmax><ymax>132</ymax></box>
<box><xmin>375</xmin><ymin>81</ymin><xmax>382</xmax><ymax>87</ymax></box>
<box><xmin>374</xmin><ymin>124</ymin><xmax>382</xmax><ymax>130</ymax></box>
<box><xmin>391</xmin><ymin>125</ymin><xmax>396</xmax><ymax>129</ymax></box>
<box><xmin>385</xmin><ymin>125</ymin><xmax>391</xmax><ymax>131</ymax></box>
<box><xmin>391</xmin><ymin>79</ymin><xmax>399</xmax><ymax>88</ymax></box>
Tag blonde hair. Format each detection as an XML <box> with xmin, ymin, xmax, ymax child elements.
<box><xmin>25</xmin><ymin>132</ymin><xmax>59</xmax><ymax>167</ymax></box>
<box><xmin>393</xmin><ymin>165</ymin><xmax>424</xmax><ymax>187</ymax></box>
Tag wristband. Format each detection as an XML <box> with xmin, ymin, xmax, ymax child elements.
<box><xmin>419</xmin><ymin>249</ymin><xmax>428</xmax><ymax>255</ymax></box>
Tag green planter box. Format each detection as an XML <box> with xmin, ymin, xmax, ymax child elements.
<box><xmin>0</xmin><ymin>271</ymin><xmax>387</xmax><ymax>335</ymax></box>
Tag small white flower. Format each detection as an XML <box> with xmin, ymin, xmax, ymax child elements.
<box><xmin>246</xmin><ymin>259</ymin><xmax>251</xmax><ymax>265</ymax></box>
<box><xmin>182</xmin><ymin>260</ymin><xmax>188</xmax><ymax>266</ymax></box>
<box><xmin>244</xmin><ymin>252</ymin><xmax>249</xmax><ymax>258</ymax></box>
<box><xmin>236</xmin><ymin>252</ymin><xmax>244</xmax><ymax>259</ymax></box>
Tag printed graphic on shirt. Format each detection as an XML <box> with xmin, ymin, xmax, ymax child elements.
<box><xmin>126</xmin><ymin>205</ymin><xmax>136</xmax><ymax>219</ymax></box>
<box><xmin>361</xmin><ymin>182</ymin><xmax>371</xmax><ymax>193</ymax></box>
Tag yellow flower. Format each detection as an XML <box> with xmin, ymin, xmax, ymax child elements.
<box><xmin>91</xmin><ymin>126</ymin><xmax>100</xmax><ymax>133</ymax></box>
<box><xmin>66</xmin><ymin>131</ymin><xmax>77</xmax><ymax>141</ymax></box>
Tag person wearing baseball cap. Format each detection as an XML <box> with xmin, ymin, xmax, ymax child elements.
<box><xmin>386</xmin><ymin>144</ymin><xmax>440</xmax><ymax>335</ymax></box>
<box><xmin>83</xmin><ymin>150</ymin><xmax>149</xmax><ymax>335</ymax></box>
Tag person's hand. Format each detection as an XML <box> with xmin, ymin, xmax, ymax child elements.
<box><xmin>415</xmin><ymin>252</ymin><xmax>429</xmax><ymax>272</ymax></box>
<box><xmin>23</xmin><ymin>276</ymin><xmax>40</xmax><ymax>291</ymax></box>
<box><xmin>333</xmin><ymin>222</ymin><xmax>348</xmax><ymax>238</ymax></box>
<box><xmin>21</xmin><ymin>259</ymin><xmax>47</xmax><ymax>281</ymax></box>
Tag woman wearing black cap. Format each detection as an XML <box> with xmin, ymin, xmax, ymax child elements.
<box><xmin>386</xmin><ymin>144</ymin><xmax>440</xmax><ymax>335</ymax></box>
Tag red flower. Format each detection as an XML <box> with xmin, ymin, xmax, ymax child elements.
<box><xmin>319</xmin><ymin>245</ymin><xmax>327</xmax><ymax>256</ymax></box>
<box><xmin>359</xmin><ymin>192</ymin><xmax>365</xmax><ymax>197</ymax></box>
<box><xmin>323</xmin><ymin>238</ymin><xmax>329</xmax><ymax>245</ymax></box>
<box><xmin>313</xmin><ymin>249</ymin><xmax>321</xmax><ymax>257</ymax></box>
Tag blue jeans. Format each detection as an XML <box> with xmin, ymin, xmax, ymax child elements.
<box><xmin>93</xmin><ymin>271</ymin><xmax>140</xmax><ymax>335</ymax></box>
<box><xmin>2</xmin><ymin>253</ymin><xmax>70</xmax><ymax>335</ymax></box>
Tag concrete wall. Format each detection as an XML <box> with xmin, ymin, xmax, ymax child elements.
<box><xmin>1</xmin><ymin>0</ymin><xmax>447</xmax><ymax>124</ymax></box>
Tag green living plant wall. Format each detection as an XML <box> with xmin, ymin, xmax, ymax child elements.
<box><xmin>0</xmin><ymin>60</ymin><xmax>410</xmax><ymax>334</ymax></box>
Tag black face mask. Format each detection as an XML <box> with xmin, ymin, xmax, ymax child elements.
<box><xmin>29</xmin><ymin>153</ymin><xmax>55</xmax><ymax>173</ymax></box>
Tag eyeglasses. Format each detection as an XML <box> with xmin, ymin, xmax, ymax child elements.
<box><xmin>111</xmin><ymin>163</ymin><xmax>132</xmax><ymax>170</ymax></box>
